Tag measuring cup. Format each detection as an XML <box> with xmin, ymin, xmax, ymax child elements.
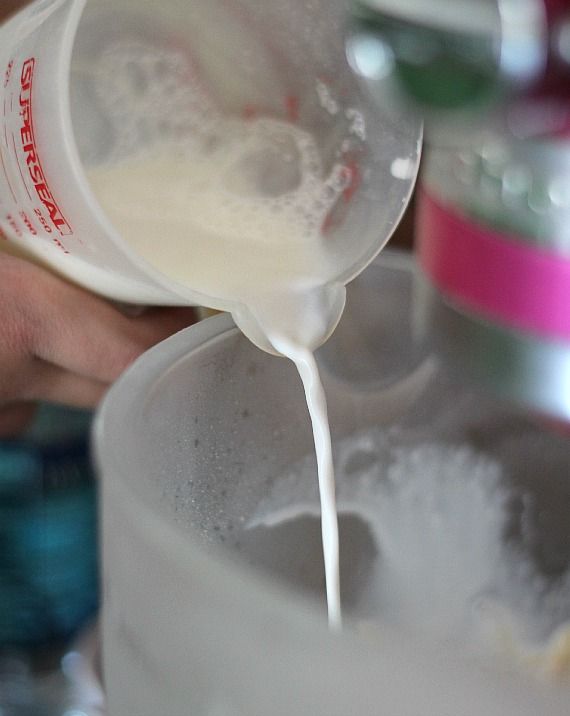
<box><xmin>95</xmin><ymin>251</ymin><xmax>570</xmax><ymax>715</ymax></box>
<box><xmin>0</xmin><ymin>0</ymin><xmax>421</xmax><ymax>351</ymax></box>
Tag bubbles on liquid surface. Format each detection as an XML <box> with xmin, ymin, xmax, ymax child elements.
<box><xmin>90</xmin><ymin>41</ymin><xmax>218</xmax><ymax>160</ymax></box>
<box><xmin>86</xmin><ymin>39</ymin><xmax>353</xmax><ymax>258</ymax></box>
<box><xmin>85</xmin><ymin>44</ymin><xmax>356</xmax><ymax>311</ymax></box>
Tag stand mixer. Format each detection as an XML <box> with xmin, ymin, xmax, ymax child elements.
<box><xmin>347</xmin><ymin>0</ymin><xmax>570</xmax><ymax>424</ymax></box>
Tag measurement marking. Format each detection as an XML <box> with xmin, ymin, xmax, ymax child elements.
<box><xmin>2</xmin><ymin>97</ymin><xmax>7</xmax><ymax>148</ymax></box>
<box><xmin>0</xmin><ymin>146</ymin><xmax>17</xmax><ymax>203</ymax></box>
<box><xmin>12</xmin><ymin>134</ymin><xmax>32</xmax><ymax>200</ymax></box>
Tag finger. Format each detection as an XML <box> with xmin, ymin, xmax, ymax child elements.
<box><xmin>21</xmin><ymin>360</ymin><xmax>109</xmax><ymax>408</ymax></box>
<box><xmin>28</xmin><ymin>277</ymin><xmax>197</xmax><ymax>384</ymax></box>
<box><xmin>131</xmin><ymin>306</ymin><xmax>199</xmax><ymax>343</ymax></box>
<box><xmin>0</xmin><ymin>403</ymin><xmax>37</xmax><ymax>438</ymax></box>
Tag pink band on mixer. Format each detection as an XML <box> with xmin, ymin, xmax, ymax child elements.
<box><xmin>417</xmin><ymin>190</ymin><xmax>570</xmax><ymax>341</ymax></box>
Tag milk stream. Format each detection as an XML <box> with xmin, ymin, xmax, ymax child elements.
<box><xmin>88</xmin><ymin>116</ymin><xmax>345</xmax><ymax>628</ymax></box>
<box><xmin>271</xmin><ymin>338</ymin><xmax>342</xmax><ymax>629</ymax></box>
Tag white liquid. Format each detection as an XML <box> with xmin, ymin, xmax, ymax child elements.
<box><xmin>88</xmin><ymin>116</ymin><xmax>344</xmax><ymax>628</ymax></box>
<box><xmin>271</xmin><ymin>338</ymin><xmax>342</xmax><ymax>629</ymax></box>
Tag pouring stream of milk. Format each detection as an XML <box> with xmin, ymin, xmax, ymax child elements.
<box><xmin>271</xmin><ymin>338</ymin><xmax>342</xmax><ymax>629</ymax></box>
<box><xmin>88</xmin><ymin>116</ymin><xmax>346</xmax><ymax>628</ymax></box>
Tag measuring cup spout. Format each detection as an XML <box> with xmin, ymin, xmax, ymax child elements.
<box><xmin>232</xmin><ymin>283</ymin><xmax>347</xmax><ymax>356</ymax></box>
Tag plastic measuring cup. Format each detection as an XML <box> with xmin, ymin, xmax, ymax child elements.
<box><xmin>95</xmin><ymin>251</ymin><xmax>570</xmax><ymax>715</ymax></box>
<box><xmin>0</xmin><ymin>0</ymin><xmax>421</xmax><ymax>351</ymax></box>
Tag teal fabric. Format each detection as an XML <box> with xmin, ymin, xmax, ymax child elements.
<box><xmin>0</xmin><ymin>405</ymin><xmax>99</xmax><ymax>647</ymax></box>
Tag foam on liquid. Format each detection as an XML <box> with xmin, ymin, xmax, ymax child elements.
<box><xmin>88</xmin><ymin>109</ymin><xmax>345</xmax><ymax>628</ymax></box>
<box><xmin>248</xmin><ymin>427</ymin><xmax>570</xmax><ymax>680</ymax></box>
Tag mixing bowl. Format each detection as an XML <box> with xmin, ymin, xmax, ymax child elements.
<box><xmin>95</xmin><ymin>251</ymin><xmax>570</xmax><ymax>715</ymax></box>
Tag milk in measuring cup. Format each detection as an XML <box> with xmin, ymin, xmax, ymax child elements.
<box><xmin>88</xmin><ymin>116</ymin><xmax>347</xmax><ymax>628</ymax></box>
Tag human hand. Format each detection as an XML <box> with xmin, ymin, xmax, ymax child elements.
<box><xmin>1</xmin><ymin>0</ymin><xmax>31</xmax><ymax>24</ymax></box>
<box><xmin>0</xmin><ymin>253</ymin><xmax>197</xmax><ymax>436</ymax></box>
